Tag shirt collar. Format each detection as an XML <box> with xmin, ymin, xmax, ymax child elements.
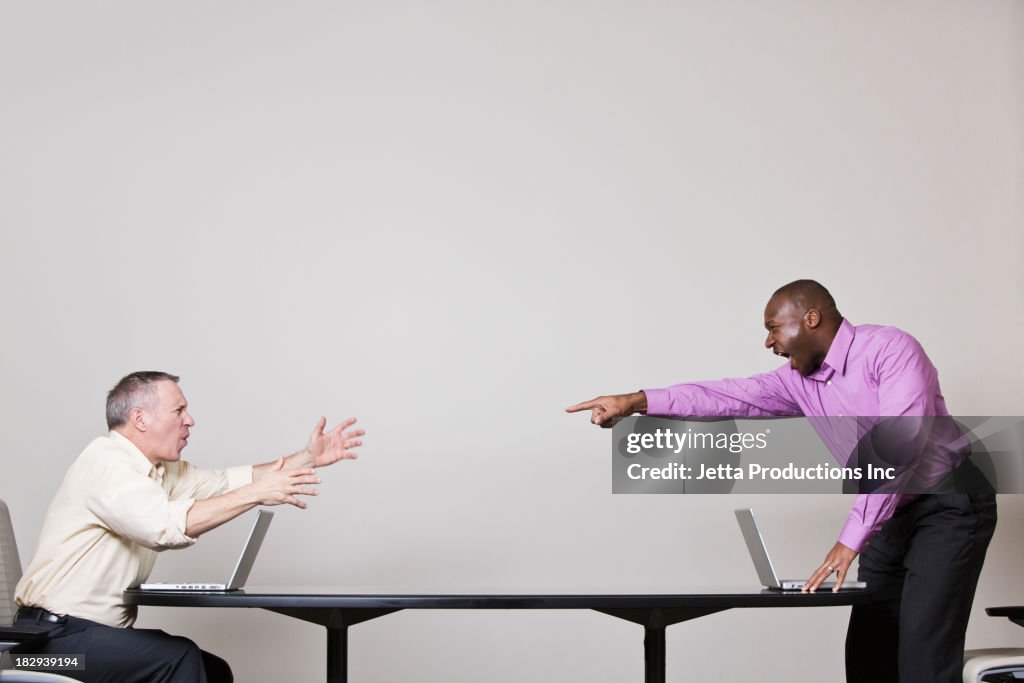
<box><xmin>108</xmin><ymin>430</ymin><xmax>163</xmax><ymax>481</ymax></box>
<box><xmin>810</xmin><ymin>318</ymin><xmax>855</xmax><ymax>382</ymax></box>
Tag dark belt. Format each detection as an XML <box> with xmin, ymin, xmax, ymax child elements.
<box><xmin>16</xmin><ymin>606</ymin><xmax>66</xmax><ymax>624</ymax></box>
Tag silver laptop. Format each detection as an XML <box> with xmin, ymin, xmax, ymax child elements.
<box><xmin>140</xmin><ymin>510</ymin><xmax>274</xmax><ymax>591</ymax></box>
<box><xmin>735</xmin><ymin>508</ymin><xmax>866</xmax><ymax>591</ymax></box>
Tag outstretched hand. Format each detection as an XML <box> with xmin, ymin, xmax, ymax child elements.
<box><xmin>251</xmin><ymin>456</ymin><xmax>322</xmax><ymax>510</ymax></box>
<box><xmin>565</xmin><ymin>392</ymin><xmax>647</xmax><ymax>428</ymax></box>
<box><xmin>305</xmin><ymin>417</ymin><xmax>363</xmax><ymax>468</ymax></box>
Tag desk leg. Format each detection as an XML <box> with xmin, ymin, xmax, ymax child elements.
<box><xmin>644</xmin><ymin>624</ymin><xmax>666</xmax><ymax>683</ymax></box>
<box><xmin>596</xmin><ymin>606</ymin><xmax>728</xmax><ymax>683</ymax></box>
<box><xmin>327</xmin><ymin>625</ymin><xmax>348</xmax><ymax>683</ymax></box>
<box><xmin>265</xmin><ymin>607</ymin><xmax>399</xmax><ymax>683</ymax></box>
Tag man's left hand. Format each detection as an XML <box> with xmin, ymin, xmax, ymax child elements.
<box><xmin>303</xmin><ymin>417</ymin><xmax>364</xmax><ymax>469</ymax></box>
<box><xmin>803</xmin><ymin>541</ymin><xmax>858</xmax><ymax>593</ymax></box>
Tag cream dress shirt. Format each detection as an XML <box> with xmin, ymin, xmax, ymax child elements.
<box><xmin>15</xmin><ymin>431</ymin><xmax>252</xmax><ymax>627</ymax></box>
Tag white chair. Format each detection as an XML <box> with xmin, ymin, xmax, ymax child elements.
<box><xmin>0</xmin><ymin>500</ymin><xmax>80</xmax><ymax>682</ymax></box>
<box><xmin>963</xmin><ymin>607</ymin><xmax>1024</xmax><ymax>683</ymax></box>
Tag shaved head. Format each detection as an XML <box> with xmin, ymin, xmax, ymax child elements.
<box><xmin>770</xmin><ymin>279</ymin><xmax>840</xmax><ymax>322</ymax></box>
<box><xmin>763</xmin><ymin>280</ymin><xmax>843</xmax><ymax>376</ymax></box>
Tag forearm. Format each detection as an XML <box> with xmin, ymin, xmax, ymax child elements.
<box><xmin>643</xmin><ymin>372</ymin><xmax>801</xmax><ymax>418</ymax></box>
<box><xmin>253</xmin><ymin>449</ymin><xmax>310</xmax><ymax>480</ymax></box>
<box><xmin>185</xmin><ymin>487</ymin><xmax>261</xmax><ymax>538</ymax></box>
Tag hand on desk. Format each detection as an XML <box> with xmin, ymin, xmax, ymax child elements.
<box><xmin>803</xmin><ymin>541</ymin><xmax>858</xmax><ymax>593</ymax></box>
<box><xmin>566</xmin><ymin>392</ymin><xmax>648</xmax><ymax>428</ymax></box>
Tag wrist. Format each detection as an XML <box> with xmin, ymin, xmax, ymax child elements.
<box><xmin>239</xmin><ymin>485</ymin><xmax>263</xmax><ymax>507</ymax></box>
<box><xmin>293</xmin><ymin>449</ymin><xmax>314</xmax><ymax>470</ymax></box>
<box><xmin>630</xmin><ymin>391</ymin><xmax>648</xmax><ymax>414</ymax></box>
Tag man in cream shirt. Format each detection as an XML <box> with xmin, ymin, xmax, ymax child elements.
<box><xmin>14</xmin><ymin>371</ymin><xmax>364</xmax><ymax>682</ymax></box>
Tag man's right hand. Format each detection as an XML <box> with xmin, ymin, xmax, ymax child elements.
<box><xmin>186</xmin><ymin>458</ymin><xmax>324</xmax><ymax>537</ymax></box>
<box><xmin>565</xmin><ymin>391</ymin><xmax>647</xmax><ymax>427</ymax></box>
<box><xmin>249</xmin><ymin>457</ymin><xmax>322</xmax><ymax>510</ymax></box>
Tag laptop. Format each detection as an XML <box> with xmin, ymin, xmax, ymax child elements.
<box><xmin>734</xmin><ymin>508</ymin><xmax>866</xmax><ymax>591</ymax></box>
<box><xmin>140</xmin><ymin>509</ymin><xmax>274</xmax><ymax>591</ymax></box>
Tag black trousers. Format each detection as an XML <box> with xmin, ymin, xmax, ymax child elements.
<box><xmin>12</xmin><ymin>612</ymin><xmax>233</xmax><ymax>683</ymax></box>
<box><xmin>845</xmin><ymin>481</ymin><xmax>997</xmax><ymax>682</ymax></box>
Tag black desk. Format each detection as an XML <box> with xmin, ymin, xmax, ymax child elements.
<box><xmin>125</xmin><ymin>585</ymin><xmax>871</xmax><ymax>682</ymax></box>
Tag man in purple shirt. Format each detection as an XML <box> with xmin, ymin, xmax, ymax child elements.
<box><xmin>567</xmin><ymin>279</ymin><xmax>996</xmax><ymax>683</ymax></box>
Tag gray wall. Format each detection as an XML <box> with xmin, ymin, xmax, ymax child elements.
<box><xmin>2</xmin><ymin>1</ymin><xmax>1022</xmax><ymax>680</ymax></box>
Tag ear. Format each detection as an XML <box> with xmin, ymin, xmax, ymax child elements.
<box><xmin>804</xmin><ymin>308</ymin><xmax>822</xmax><ymax>329</ymax></box>
<box><xmin>129</xmin><ymin>407</ymin><xmax>147</xmax><ymax>431</ymax></box>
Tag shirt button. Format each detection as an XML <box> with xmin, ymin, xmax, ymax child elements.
<box><xmin>838</xmin><ymin>413</ymin><xmax>844</xmax><ymax>417</ymax></box>
<box><xmin>827</xmin><ymin>380</ymin><xmax>832</xmax><ymax>386</ymax></box>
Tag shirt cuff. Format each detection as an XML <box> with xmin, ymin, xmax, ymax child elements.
<box><xmin>224</xmin><ymin>465</ymin><xmax>253</xmax><ymax>492</ymax></box>
<box><xmin>836</xmin><ymin>519</ymin><xmax>873</xmax><ymax>553</ymax></box>
<box><xmin>166</xmin><ymin>498</ymin><xmax>199</xmax><ymax>547</ymax></box>
<box><xmin>642</xmin><ymin>388</ymin><xmax>672</xmax><ymax>416</ymax></box>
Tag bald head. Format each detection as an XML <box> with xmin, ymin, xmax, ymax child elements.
<box><xmin>769</xmin><ymin>279</ymin><xmax>841</xmax><ymax>323</ymax></box>
<box><xmin>763</xmin><ymin>280</ymin><xmax>843</xmax><ymax>376</ymax></box>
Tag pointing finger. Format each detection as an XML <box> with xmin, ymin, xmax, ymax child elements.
<box><xmin>566</xmin><ymin>399</ymin><xmax>600</xmax><ymax>413</ymax></box>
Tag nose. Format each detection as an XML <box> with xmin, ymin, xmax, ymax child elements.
<box><xmin>184</xmin><ymin>411</ymin><xmax>196</xmax><ymax>428</ymax></box>
<box><xmin>764</xmin><ymin>331</ymin><xmax>774</xmax><ymax>349</ymax></box>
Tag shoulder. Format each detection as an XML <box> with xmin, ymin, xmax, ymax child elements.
<box><xmin>72</xmin><ymin>435</ymin><xmax>150</xmax><ymax>479</ymax></box>
<box><xmin>852</xmin><ymin>324</ymin><xmax>925</xmax><ymax>357</ymax></box>
<box><xmin>852</xmin><ymin>324</ymin><xmax>937</xmax><ymax>381</ymax></box>
<box><xmin>75</xmin><ymin>435</ymin><xmax>130</xmax><ymax>467</ymax></box>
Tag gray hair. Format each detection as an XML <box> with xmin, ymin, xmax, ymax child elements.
<box><xmin>106</xmin><ymin>371</ymin><xmax>180</xmax><ymax>430</ymax></box>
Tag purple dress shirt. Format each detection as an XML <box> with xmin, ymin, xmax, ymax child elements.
<box><xmin>643</xmin><ymin>319</ymin><xmax>952</xmax><ymax>552</ymax></box>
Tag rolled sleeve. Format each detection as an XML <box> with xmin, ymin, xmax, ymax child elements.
<box><xmin>224</xmin><ymin>465</ymin><xmax>253</xmax><ymax>492</ymax></box>
<box><xmin>166</xmin><ymin>462</ymin><xmax>253</xmax><ymax>501</ymax></box>
<box><xmin>166</xmin><ymin>498</ymin><xmax>198</xmax><ymax>545</ymax></box>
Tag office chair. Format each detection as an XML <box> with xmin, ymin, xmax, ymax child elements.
<box><xmin>963</xmin><ymin>607</ymin><xmax>1024</xmax><ymax>683</ymax></box>
<box><xmin>0</xmin><ymin>500</ymin><xmax>79</xmax><ymax>682</ymax></box>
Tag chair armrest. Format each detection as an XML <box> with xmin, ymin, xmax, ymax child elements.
<box><xmin>986</xmin><ymin>606</ymin><xmax>1024</xmax><ymax>629</ymax></box>
<box><xmin>0</xmin><ymin>626</ymin><xmax>51</xmax><ymax>649</ymax></box>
